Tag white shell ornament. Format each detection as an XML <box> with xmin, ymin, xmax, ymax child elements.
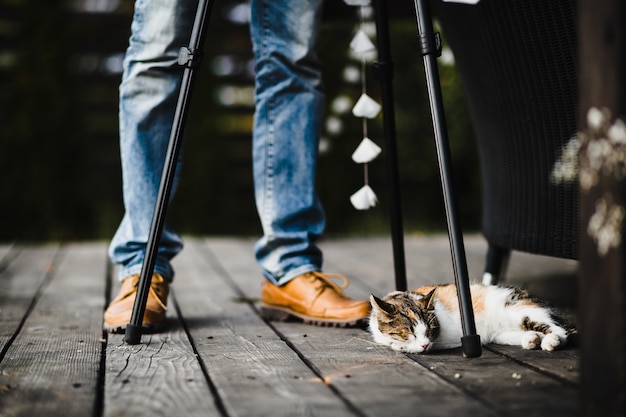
<box><xmin>350</xmin><ymin>30</ymin><xmax>376</xmax><ymax>54</ymax></box>
<box><xmin>352</xmin><ymin>137</ymin><xmax>382</xmax><ymax>163</ymax></box>
<box><xmin>352</xmin><ymin>93</ymin><xmax>381</xmax><ymax>119</ymax></box>
<box><xmin>350</xmin><ymin>185</ymin><xmax>378</xmax><ymax>210</ymax></box>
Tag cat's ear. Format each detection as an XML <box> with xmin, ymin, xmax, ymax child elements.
<box><xmin>370</xmin><ymin>294</ymin><xmax>397</xmax><ymax>316</ymax></box>
<box><xmin>421</xmin><ymin>288</ymin><xmax>437</xmax><ymax>310</ymax></box>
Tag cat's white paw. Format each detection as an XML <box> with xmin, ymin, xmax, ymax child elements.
<box><xmin>540</xmin><ymin>333</ymin><xmax>561</xmax><ymax>351</ymax></box>
<box><xmin>389</xmin><ymin>341</ymin><xmax>408</xmax><ymax>353</ymax></box>
<box><xmin>521</xmin><ymin>332</ymin><xmax>542</xmax><ymax>350</ymax></box>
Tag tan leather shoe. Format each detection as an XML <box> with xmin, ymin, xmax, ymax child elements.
<box><xmin>260</xmin><ymin>271</ymin><xmax>370</xmax><ymax>327</ymax></box>
<box><xmin>103</xmin><ymin>273</ymin><xmax>169</xmax><ymax>333</ymax></box>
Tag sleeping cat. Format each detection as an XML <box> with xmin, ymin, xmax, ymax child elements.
<box><xmin>369</xmin><ymin>284</ymin><xmax>576</xmax><ymax>354</ymax></box>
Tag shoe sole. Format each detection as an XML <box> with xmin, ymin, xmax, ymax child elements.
<box><xmin>259</xmin><ymin>304</ymin><xmax>368</xmax><ymax>328</ymax></box>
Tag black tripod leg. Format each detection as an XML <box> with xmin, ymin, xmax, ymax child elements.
<box><xmin>124</xmin><ymin>0</ymin><xmax>215</xmax><ymax>345</ymax></box>
<box><xmin>412</xmin><ymin>0</ymin><xmax>481</xmax><ymax>358</ymax></box>
<box><xmin>372</xmin><ymin>0</ymin><xmax>408</xmax><ymax>292</ymax></box>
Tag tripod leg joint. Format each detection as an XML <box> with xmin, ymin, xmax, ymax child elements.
<box><xmin>417</xmin><ymin>32</ymin><xmax>442</xmax><ymax>57</ymax></box>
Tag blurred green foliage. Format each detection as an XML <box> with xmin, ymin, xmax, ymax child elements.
<box><xmin>0</xmin><ymin>0</ymin><xmax>480</xmax><ymax>241</ymax></box>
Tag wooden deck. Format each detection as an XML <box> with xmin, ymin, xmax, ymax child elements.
<box><xmin>0</xmin><ymin>235</ymin><xmax>580</xmax><ymax>417</ymax></box>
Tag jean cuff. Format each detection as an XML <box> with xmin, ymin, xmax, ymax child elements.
<box><xmin>117</xmin><ymin>261</ymin><xmax>174</xmax><ymax>283</ymax></box>
<box><xmin>264</xmin><ymin>264</ymin><xmax>320</xmax><ymax>286</ymax></box>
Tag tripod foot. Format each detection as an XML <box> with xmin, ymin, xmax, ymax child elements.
<box><xmin>124</xmin><ymin>323</ymin><xmax>143</xmax><ymax>345</ymax></box>
<box><xmin>461</xmin><ymin>335</ymin><xmax>482</xmax><ymax>358</ymax></box>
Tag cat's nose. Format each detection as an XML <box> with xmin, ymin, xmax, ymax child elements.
<box><xmin>421</xmin><ymin>343</ymin><xmax>430</xmax><ymax>350</ymax></box>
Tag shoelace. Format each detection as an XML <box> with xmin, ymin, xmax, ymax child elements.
<box><xmin>125</xmin><ymin>274</ymin><xmax>168</xmax><ymax>311</ymax></box>
<box><xmin>148</xmin><ymin>284</ymin><xmax>168</xmax><ymax>311</ymax></box>
<box><xmin>308</xmin><ymin>271</ymin><xmax>349</xmax><ymax>294</ymax></box>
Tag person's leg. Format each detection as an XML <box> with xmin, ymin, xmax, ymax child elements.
<box><xmin>105</xmin><ymin>0</ymin><xmax>197</xmax><ymax>333</ymax></box>
<box><xmin>250</xmin><ymin>0</ymin><xmax>370</xmax><ymax>326</ymax></box>
<box><xmin>250</xmin><ymin>0</ymin><xmax>326</xmax><ymax>286</ymax></box>
<box><xmin>108</xmin><ymin>0</ymin><xmax>198</xmax><ymax>283</ymax></box>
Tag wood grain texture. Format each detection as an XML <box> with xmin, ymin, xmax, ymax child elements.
<box><xmin>276</xmin><ymin>323</ymin><xmax>498</xmax><ymax>417</ymax></box>
<box><xmin>0</xmin><ymin>245</ymin><xmax>60</xmax><ymax>350</ymax></box>
<box><xmin>104</xmin><ymin>251</ymin><xmax>220</xmax><ymax>417</ymax></box>
<box><xmin>204</xmin><ymin>236</ymin><xmax>580</xmax><ymax>417</ymax></box>
<box><xmin>408</xmin><ymin>348</ymin><xmax>579</xmax><ymax>417</ymax></box>
<box><xmin>203</xmin><ymin>237</ymin><xmax>496</xmax><ymax>417</ymax></box>
<box><xmin>0</xmin><ymin>245</ymin><xmax>14</xmax><ymax>266</ymax></box>
<box><xmin>104</xmin><ymin>330</ymin><xmax>219</xmax><ymax>417</ymax></box>
<box><xmin>485</xmin><ymin>344</ymin><xmax>580</xmax><ymax>384</ymax></box>
<box><xmin>0</xmin><ymin>237</ymin><xmax>580</xmax><ymax>417</ymax></box>
<box><xmin>173</xmin><ymin>238</ymin><xmax>357</xmax><ymax>417</ymax></box>
<box><xmin>0</xmin><ymin>243</ymin><xmax>106</xmax><ymax>417</ymax></box>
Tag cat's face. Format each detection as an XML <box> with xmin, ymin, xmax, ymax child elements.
<box><xmin>369</xmin><ymin>290</ymin><xmax>439</xmax><ymax>353</ymax></box>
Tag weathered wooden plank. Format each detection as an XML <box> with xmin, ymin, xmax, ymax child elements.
<box><xmin>0</xmin><ymin>243</ymin><xmax>107</xmax><ymax>417</ymax></box>
<box><xmin>322</xmin><ymin>234</ymin><xmax>578</xmax><ymax>295</ymax></box>
<box><xmin>103</xmin><ymin>268</ymin><xmax>220</xmax><ymax>417</ymax></box>
<box><xmin>484</xmin><ymin>344</ymin><xmax>579</xmax><ymax>384</ymax></box>
<box><xmin>0</xmin><ymin>244</ymin><xmax>14</xmax><ymax>265</ymax></box>
<box><xmin>319</xmin><ymin>235</ymin><xmax>489</xmax><ymax>298</ymax></box>
<box><xmin>318</xmin><ymin>237</ymin><xmax>399</xmax><ymax>296</ymax></box>
<box><xmin>0</xmin><ymin>245</ymin><xmax>60</xmax><ymax>352</ymax></box>
<box><xmin>0</xmin><ymin>238</ymin><xmax>581</xmax><ymax>417</ymax></box>
<box><xmin>203</xmin><ymin>237</ymin><xmax>499</xmax><ymax>417</ymax></box>
<box><xmin>276</xmin><ymin>323</ymin><xmax>498</xmax><ymax>417</ymax></box>
<box><xmin>173</xmin><ymin>238</ymin><xmax>358</xmax><ymax>417</ymax></box>
<box><xmin>407</xmin><ymin>348</ymin><xmax>580</xmax><ymax>417</ymax></box>
<box><xmin>104</xmin><ymin>330</ymin><xmax>219</xmax><ymax>417</ymax></box>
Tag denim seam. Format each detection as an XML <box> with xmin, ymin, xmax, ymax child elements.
<box><xmin>261</xmin><ymin>2</ymin><xmax>274</xmax><ymax>235</ymax></box>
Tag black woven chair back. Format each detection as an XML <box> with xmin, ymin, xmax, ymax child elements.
<box><xmin>435</xmin><ymin>0</ymin><xmax>579</xmax><ymax>260</ymax></box>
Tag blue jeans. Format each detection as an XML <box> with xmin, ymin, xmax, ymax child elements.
<box><xmin>109</xmin><ymin>0</ymin><xmax>326</xmax><ymax>286</ymax></box>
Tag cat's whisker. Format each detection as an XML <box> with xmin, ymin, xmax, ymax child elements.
<box><xmin>328</xmin><ymin>336</ymin><xmax>378</xmax><ymax>347</ymax></box>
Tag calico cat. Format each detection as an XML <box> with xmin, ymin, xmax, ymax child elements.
<box><xmin>369</xmin><ymin>284</ymin><xmax>575</xmax><ymax>354</ymax></box>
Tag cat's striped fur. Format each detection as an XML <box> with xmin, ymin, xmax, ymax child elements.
<box><xmin>369</xmin><ymin>284</ymin><xmax>576</xmax><ymax>353</ymax></box>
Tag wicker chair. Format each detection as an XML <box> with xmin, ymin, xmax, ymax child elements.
<box><xmin>434</xmin><ymin>0</ymin><xmax>579</xmax><ymax>283</ymax></box>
